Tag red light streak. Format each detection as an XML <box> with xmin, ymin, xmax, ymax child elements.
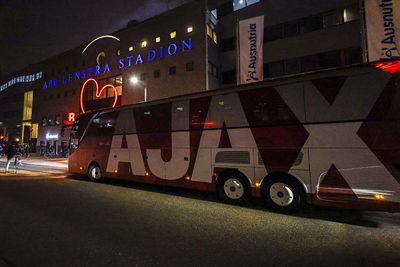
<box><xmin>80</xmin><ymin>78</ymin><xmax>118</xmax><ymax>113</ymax></box>
<box><xmin>193</xmin><ymin>121</ymin><xmax>216</xmax><ymax>126</ymax></box>
<box><xmin>373</xmin><ymin>60</ymin><xmax>400</xmax><ymax>74</ymax></box>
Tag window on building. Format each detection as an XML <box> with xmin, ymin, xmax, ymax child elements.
<box><xmin>140</xmin><ymin>73</ymin><xmax>146</xmax><ymax>81</ymax></box>
<box><xmin>22</xmin><ymin>91</ymin><xmax>33</xmax><ymax>121</ymax></box>
<box><xmin>318</xmin><ymin>50</ymin><xmax>343</xmax><ymax>69</ymax></box>
<box><xmin>186</xmin><ymin>62</ymin><xmax>194</xmax><ymax>72</ymax></box>
<box><xmin>72</xmin><ymin>89</ymin><xmax>76</xmax><ymax>95</ymax></box>
<box><xmin>117</xmin><ymin>49</ymin><xmax>121</xmax><ymax>56</ymax></box>
<box><xmin>344</xmin><ymin>46</ymin><xmax>362</xmax><ymax>65</ymax></box>
<box><xmin>299</xmin><ymin>15</ymin><xmax>323</xmax><ymax>34</ymax></box>
<box><xmin>156</xmin><ymin>36</ymin><xmax>161</xmax><ymax>43</ymax></box>
<box><xmin>64</xmin><ymin>91</ymin><xmax>68</xmax><ymax>97</ymax></box>
<box><xmin>213</xmin><ymin>32</ymin><xmax>218</xmax><ymax>44</ymax></box>
<box><xmin>284</xmin><ymin>58</ymin><xmax>300</xmax><ymax>75</ymax></box>
<box><xmin>207</xmin><ymin>25</ymin><xmax>213</xmax><ymax>38</ymax></box>
<box><xmin>169</xmin><ymin>66</ymin><xmax>176</xmax><ymax>75</ymax></box>
<box><xmin>141</xmin><ymin>41</ymin><xmax>147</xmax><ymax>48</ymax></box>
<box><xmin>211</xmin><ymin>9</ymin><xmax>217</xmax><ymax>18</ymax></box>
<box><xmin>343</xmin><ymin>4</ymin><xmax>360</xmax><ymax>23</ymax></box>
<box><xmin>108</xmin><ymin>75</ymin><xmax>123</xmax><ymax>96</ymax></box>
<box><xmin>300</xmin><ymin>55</ymin><xmax>319</xmax><ymax>72</ymax></box>
<box><xmin>268</xmin><ymin>61</ymin><xmax>285</xmax><ymax>77</ymax></box>
<box><xmin>154</xmin><ymin>69</ymin><xmax>160</xmax><ymax>78</ymax></box>
<box><xmin>129</xmin><ymin>46</ymin><xmax>133</xmax><ymax>51</ymax></box>
<box><xmin>233</xmin><ymin>0</ymin><xmax>260</xmax><ymax>11</ymax></box>
<box><xmin>208</xmin><ymin>62</ymin><xmax>218</xmax><ymax>78</ymax></box>
<box><xmin>170</xmin><ymin>31</ymin><xmax>176</xmax><ymax>39</ymax></box>
<box><xmin>187</xmin><ymin>26</ymin><xmax>193</xmax><ymax>33</ymax></box>
<box><xmin>323</xmin><ymin>10</ymin><xmax>343</xmax><ymax>28</ymax></box>
<box><xmin>49</xmin><ymin>94</ymin><xmax>53</xmax><ymax>100</ymax></box>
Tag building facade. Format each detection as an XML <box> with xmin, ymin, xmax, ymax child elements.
<box><xmin>0</xmin><ymin>0</ymin><xmax>363</xmax><ymax>154</ymax></box>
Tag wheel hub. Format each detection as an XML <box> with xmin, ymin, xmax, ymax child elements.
<box><xmin>224</xmin><ymin>178</ymin><xmax>244</xmax><ymax>200</ymax></box>
<box><xmin>269</xmin><ymin>182</ymin><xmax>294</xmax><ymax>206</ymax></box>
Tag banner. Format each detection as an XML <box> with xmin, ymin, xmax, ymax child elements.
<box><xmin>365</xmin><ymin>0</ymin><xmax>400</xmax><ymax>62</ymax></box>
<box><xmin>237</xmin><ymin>15</ymin><xmax>264</xmax><ymax>84</ymax></box>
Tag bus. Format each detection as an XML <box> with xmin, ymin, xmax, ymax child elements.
<box><xmin>67</xmin><ymin>62</ymin><xmax>400</xmax><ymax>213</ymax></box>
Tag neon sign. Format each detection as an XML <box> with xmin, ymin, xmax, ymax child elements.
<box><xmin>1</xmin><ymin>72</ymin><xmax>43</xmax><ymax>92</ymax></box>
<box><xmin>46</xmin><ymin>133</ymin><xmax>59</xmax><ymax>140</ymax></box>
<box><xmin>43</xmin><ymin>38</ymin><xmax>192</xmax><ymax>89</ymax></box>
<box><xmin>64</xmin><ymin>112</ymin><xmax>76</xmax><ymax>125</ymax></box>
<box><xmin>80</xmin><ymin>78</ymin><xmax>118</xmax><ymax>113</ymax></box>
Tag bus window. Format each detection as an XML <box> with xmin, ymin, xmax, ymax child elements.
<box><xmin>240</xmin><ymin>87</ymin><xmax>298</xmax><ymax>127</ymax></box>
<box><xmin>87</xmin><ymin>111</ymin><xmax>118</xmax><ymax>136</ymax></box>
<box><xmin>134</xmin><ymin>103</ymin><xmax>171</xmax><ymax>133</ymax></box>
<box><xmin>190</xmin><ymin>96</ymin><xmax>211</xmax><ymax>130</ymax></box>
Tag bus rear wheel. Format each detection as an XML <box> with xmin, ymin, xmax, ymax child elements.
<box><xmin>262</xmin><ymin>175</ymin><xmax>304</xmax><ymax>213</ymax></box>
<box><xmin>88</xmin><ymin>163</ymin><xmax>102</xmax><ymax>182</ymax></box>
<box><xmin>217</xmin><ymin>172</ymin><xmax>250</xmax><ymax>205</ymax></box>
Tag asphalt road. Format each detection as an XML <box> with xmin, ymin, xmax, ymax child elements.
<box><xmin>0</xmin><ymin>163</ymin><xmax>399</xmax><ymax>266</ymax></box>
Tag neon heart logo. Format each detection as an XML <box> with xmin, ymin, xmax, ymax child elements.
<box><xmin>80</xmin><ymin>78</ymin><xmax>118</xmax><ymax>113</ymax></box>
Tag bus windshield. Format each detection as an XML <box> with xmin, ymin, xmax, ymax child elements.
<box><xmin>69</xmin><ymin>112</ymin><xmax>95</xmax><ymax>154</ymax></box>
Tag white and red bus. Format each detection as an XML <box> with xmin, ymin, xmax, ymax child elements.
<box><xmin>68</xmin><ymin>62</ymin><xmax>400</xmax><ymax>213</ymax></box>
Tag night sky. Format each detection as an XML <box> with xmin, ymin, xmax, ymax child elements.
<box><xmin>0</xmin><ymin>0</ymin><xmax>190</xmax><ymax>79</ymax></box>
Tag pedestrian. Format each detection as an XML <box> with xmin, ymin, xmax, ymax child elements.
<box><xmin>5</xmin><ymin>144</ymin><xmax>16</xmax><ymax>173</ymax></box>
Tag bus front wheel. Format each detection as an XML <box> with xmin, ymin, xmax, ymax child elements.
<box><xmin>262</xmin><ymin>175</ymin><xmax>304</xmax><ymax>213</ymax></box>
<box><xmin>217</xmin><ymin>172</ymin><xmax>250</xmax><ymax>205</ymax></box>
<box><xmin>88</xmin><ymin>163</ymin><xmax>102</xmax><ymax>182</ymax></box>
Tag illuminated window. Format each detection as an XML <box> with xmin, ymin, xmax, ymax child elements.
<box><xmin>129</xmin><ymin>46</ymin><xmax>133</xmax><ymax>51</ymax></box>
<box><xmin>141</xmin><ymin>41</ymin><xmax>147</xmax><ymax>48</ymax></box>
<box><xmin>154</xmin><ymin>69</ymin><xmax>160</xmax><ymax>78</ymax></box>
<box><xmin>115</xmin><ymin>76</ymin><xmax>122</xmax><ymax>96</ymax></box>
<box><xmin>31</xmin><ymin>123</ymin><xmax>38</xmax><ymax>139</ymax></box>
<box><xmin>187</xmin><ymin>26</ymin><xmax>193</xmax><ymax>33</ymax></box>
<box><xmin>116</xmin><ymin>49</ymin><xmax>121</xmax><ymax>56</ymax></box>
<box><xmin>156</xmin><ymin>36</ymin><xmax>161</xmax><ymax>43</ymax></box>
<box><xmin>22</xmin><ymin>91</ymin><xmax>33</xmax><ymax>121</ymax></box>
<box><xmin>213</xmin><ymin>32</ymin><xmax>218</xmax><ymax>44</ymax></box>
<box><xmin>207</xmin><ymin>25</ymin><xmax>212</xmax><ymax>38</ymax></box>
<box><xmin>170</xmin><ymin>31</ymin><xmax>176</xmax><ymax>39</ymax></box>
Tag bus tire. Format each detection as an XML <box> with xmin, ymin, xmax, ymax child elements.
<box><xmin>217</xmin><ymin>171</ymin><xmax>250</xmax><ymax>205</ymax></box>
<box><xmin>262</xmin><ymin>175</ymin><xmax>304</xmax><ymax>213</ymax></box>
<box><xmin>88</xmin><ymin>163</ymin><xmax>102</xmax><ymax>182</ymax></box>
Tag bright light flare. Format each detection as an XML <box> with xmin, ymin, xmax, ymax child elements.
<box><xmin>130</xmin><ymin>76</ymin><xmax>139</xmax><ymax>84</ymax></box>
